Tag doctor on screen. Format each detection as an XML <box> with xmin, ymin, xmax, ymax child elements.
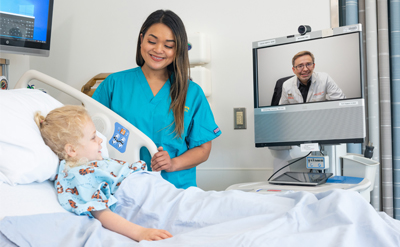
<box><xmin>279</xmin><ymin>51</ymin><xmax>345</xmax><ymax>105</ymax></box>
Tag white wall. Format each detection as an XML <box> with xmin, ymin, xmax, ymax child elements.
<box><xmin>0</xmin><ymin>54</ymin><xmax>29</xmax><ymax>84</ymax></box>
<box><xmin>1</xmin><ymin>0</ymin><xmax>331</xmax><ymax>191</ymax></box>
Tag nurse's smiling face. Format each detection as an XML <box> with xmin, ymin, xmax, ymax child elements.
<box><xmin>140</xmin><ymin>23</ymin><xmax>176</xmax><ymax>73</ymax></box>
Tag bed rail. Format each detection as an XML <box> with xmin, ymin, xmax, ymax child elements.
<box><xmin>15</xmin><ymin>69</ymin><xmax>158</xmax><ymax>163</ymax></box>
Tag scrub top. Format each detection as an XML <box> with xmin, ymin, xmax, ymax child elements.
<box><xmin>92</xmin><ymin>67</ymin><xmax>221</xmax><ymax>189</ymax></box>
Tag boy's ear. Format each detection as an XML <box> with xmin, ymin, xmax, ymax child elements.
<box><xmin>64</xmin><ymin>144</ymin><xmax>77</xmax><ymax>158</ymax></box>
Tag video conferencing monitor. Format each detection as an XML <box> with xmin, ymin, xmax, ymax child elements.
<box><xmin>0</xmin><ymin>0</ymin><xmax>54</xmax><ymax>57</ymax></box>
<box><xmin>253</xmin><ymin>24</ymin><xmax>365</xmax><ymax>147</ymax></box>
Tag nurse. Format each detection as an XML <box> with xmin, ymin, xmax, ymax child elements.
<box><xmin>92</xmin><ymin>9</ymin><xmax>221</xmax><ymax>189</ymax></box>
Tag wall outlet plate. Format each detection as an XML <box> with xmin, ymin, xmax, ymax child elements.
<box><xmin>234</xmin><ymin>108</ymin><xmax>246</xmax><ymax>129</ymax></box>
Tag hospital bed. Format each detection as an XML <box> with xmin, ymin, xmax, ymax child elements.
<box><xmin>1</xmin><ymin>70</ymin><xmax>400</xmax><ymax>247</ymax></box>
<box><xmin>0</xmin><ymin>69</ymin><xmax>158</xmax><ymax>218</ymax></box>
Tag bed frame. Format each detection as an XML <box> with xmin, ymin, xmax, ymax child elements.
<box><xmin>14</xmin><ymin>69</ymin><xmax>158</xmax><ymax>163</ymax></box>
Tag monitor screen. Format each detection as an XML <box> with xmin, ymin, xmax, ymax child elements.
<box><xmin>253</xmin><ymin>24</ymin><xmax>366</xmax><ymax>147</ymax></box>
<box><xmin>0</xmin><ymin>0</ymin><xmax>54</xmax><ymax>57</ymax></box>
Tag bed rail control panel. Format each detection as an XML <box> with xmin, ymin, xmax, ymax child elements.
<box><xmin>109</xmin><ymin>122</ymin><xmax>130</xmax><ymax>153</ymax></box>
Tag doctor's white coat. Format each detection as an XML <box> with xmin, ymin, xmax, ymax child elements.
<box><xmin>279</xmin><ymin>72</ymin><xmax>345</xmax><ymax>105</ymax></box>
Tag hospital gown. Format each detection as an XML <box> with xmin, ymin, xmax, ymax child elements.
<box><xmin>55</xmin><ymin>158</ymin><xmax>146</xmax><ymax>217</ymax></box>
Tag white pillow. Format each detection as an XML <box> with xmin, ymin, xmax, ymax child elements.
<box><xmin>0</xmin><ymin>89</ymin><xmax>109</xmax><ymax>185</ymax></box>
<box><xmin>97</xmin><ymin>131</ymin><xmax>109</xmax><ymax>159</ymax></box>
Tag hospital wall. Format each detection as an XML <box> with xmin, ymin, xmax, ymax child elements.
<box><xmin>1</xmin><ymin>0</ymin><xmax>331</xmax><ymax>191</ymax></box>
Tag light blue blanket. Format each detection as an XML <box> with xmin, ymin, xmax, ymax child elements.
<box><xmin>1</xmin><ymin>171</ymin><xmax>400</xmax><ymax>247</ymax></box>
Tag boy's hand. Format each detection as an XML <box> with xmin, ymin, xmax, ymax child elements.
<box><xmin>137</xmin><ymin>227</ymin><xmax>173</xmax><ymax>241</ymax></box>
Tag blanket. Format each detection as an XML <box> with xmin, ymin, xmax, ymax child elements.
<box><xmin>1</xmin><ymin>171</ymin><xmax>400</xmax><ymax>247</ymax></box>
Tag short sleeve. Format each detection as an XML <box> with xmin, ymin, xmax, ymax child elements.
<box><xmin>55</xmin><ymin>163</ymin><xmax>118</xmax><ymax>218</ymax></box>
<box><xmin>92</xmin><ymin>75</ymin><xmax>113</xmax><ymax>108</ymax></box>
<box><xmin>58</xmin><ymin>184</ymin><xmax>118</xmax><ymax>218</ymax></box>
<box><xmin>127</xmin><ymin>160</ymin><xmax>147</xmax><ymax>171</ymax></box>
<box><xmin>186</xmin><ymin>83</ymin><xmax>221</xmax><ymax>149</ymax></box>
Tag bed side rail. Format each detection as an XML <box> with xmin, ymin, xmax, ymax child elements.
<box><xmin>15</xmin><ymin>69</ymin><xmax>158</xmax><ymax>163</ymax></box>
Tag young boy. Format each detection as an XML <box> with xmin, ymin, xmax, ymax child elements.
<box><xmin>35</xmin><ymin>105</ymin><xmax>172</xmax><ymax>242</ymax></box>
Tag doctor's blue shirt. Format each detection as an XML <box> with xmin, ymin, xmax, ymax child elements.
<box><xmin>92</xmin><ymin>67</ymin><xmax>221</xmax><ymax>189</ymax></box>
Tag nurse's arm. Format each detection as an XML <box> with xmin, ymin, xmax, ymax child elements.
<box><xmin>151</xmin><ymin>141</ymin><xmax>212</xmax><ymax>172</ymax></box>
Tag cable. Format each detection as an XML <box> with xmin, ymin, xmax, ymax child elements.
<box><xmin>267</xmin><ymin>151</ymin><xmax>312</xmax><ymax>181</ymax></box>
<box><xmin>319</xmin><ymin>145</ymin><xmax>324</xmax><ymax>156</ymax></box>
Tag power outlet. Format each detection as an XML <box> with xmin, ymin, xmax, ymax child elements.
<box><xmin>234</xmin><ymin>108</ymin><xmax>246</xmax><ymax>129</ymax></box>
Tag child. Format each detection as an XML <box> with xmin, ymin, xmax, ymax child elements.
<box><xmin>35</xmin><ymin>105</ymin><xmax>172</xmax><ymax>242</ymax></box>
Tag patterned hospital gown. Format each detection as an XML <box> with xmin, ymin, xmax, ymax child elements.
<box><xmin>55</xmin><ymin>158</ymin><xmax>146</xmax><ymax>217</ymax></box>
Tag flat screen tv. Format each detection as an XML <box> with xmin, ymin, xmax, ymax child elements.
<box><xmin>0</xmin><ymin>0</ymin><xmax>54</xmax><ymax>57</ymax></box>
<box><xmin>253</xmin><ymin>24</ymin><xmax>365</xmax><ymax>147</ymax></box>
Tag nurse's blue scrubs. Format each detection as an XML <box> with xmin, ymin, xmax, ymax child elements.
<box><xmin>92</xmin><ymin>67</ymin><xmax>221</xmax><ymax>189</ymax></box>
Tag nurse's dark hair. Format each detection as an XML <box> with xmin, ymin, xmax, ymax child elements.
<box><xmin>136</xmin><ymin>9</ymin><xmax>189</xmax><ymax>138</ymax></box>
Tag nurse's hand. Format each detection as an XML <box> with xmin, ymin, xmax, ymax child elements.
<box><xmin>151</xmin><ymin>146</ymin><xmax>174</xmax><ymax>172</ymax></box>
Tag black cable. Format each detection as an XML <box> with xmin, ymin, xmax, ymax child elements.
<box><xmin>267</xmin><ymin>151</ymin><xmax>312</xmax><ymax>181</ymax></box>
<box><xmin>319</xmin><ymin>145</ymin><xmax>324</xmax><ymax>156</ymax></box>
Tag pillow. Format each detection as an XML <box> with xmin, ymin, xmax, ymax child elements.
<box><xmin>97</xmin><ymin>131</ymin><xmax>109</xmax><ymax>159</ymax></box>
<box><xmin>0</xmin><ymin>89</ymin><xmax>109</xmax><ymax>185</ymax></box>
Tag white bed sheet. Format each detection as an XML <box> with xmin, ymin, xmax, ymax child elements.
<box><xmin>2</xmin><ymin>172</ymin><xmax>400</xmax><ymax>247</ymax></box>
<box><xmin>0</xmin><ymin>180</ymin><xmax>66</xmax><ymax>221</ymax></box>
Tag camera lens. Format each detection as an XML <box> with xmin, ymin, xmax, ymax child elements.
<box><xmin>298</xmin><ymin>25</ymin><xmax>311</xmax><ymax>35</ymax></box>
<box><xmin>298</xmin><ymin>26</ymin><xmax>305</xmax><ymax>34</ymax></box>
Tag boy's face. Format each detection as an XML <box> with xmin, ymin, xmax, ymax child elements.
<box><xmin>74</xmin><ymin>119</ymin><xmax>103</xmax><ymax>162</ymax></box>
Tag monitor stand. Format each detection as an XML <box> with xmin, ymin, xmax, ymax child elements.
<box><xmin>269</xmin><ymin>144</ymin><xmax>347</xmax><ymax>178</ymax></box>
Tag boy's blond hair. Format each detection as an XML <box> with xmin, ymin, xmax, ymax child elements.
<box><xmin>34</xmin><ymin>105</ymin><xmax>90</xmax><ymax>162</ymax></box>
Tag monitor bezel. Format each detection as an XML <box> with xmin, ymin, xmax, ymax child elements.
<box><xmin>252</xmin><ymin>24</ymin><xmax>366</xmax><ymax>147</ymax></box>
<box><xmin>253</xmin><ymin>24</ymin><xmax>364</xmax><ymax>108</ymax></box>
<box><xmin>0</xmin><ymin>0</ymin><xmax>54</xmax><ymax>57</ymax></box>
